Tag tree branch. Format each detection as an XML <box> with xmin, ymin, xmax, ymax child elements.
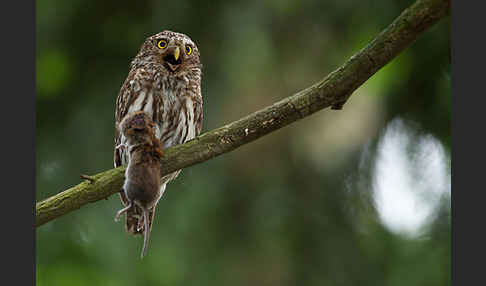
<box><xmin>36</xmin><ymin>0</ymin><xmax>450</xmax><ymax>227</ymax></box>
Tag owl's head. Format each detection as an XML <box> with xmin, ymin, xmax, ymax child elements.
<box><xmin>133</xmin><ymin>30</ymin><xmax>201</xmax><ymax>75</ymax></box>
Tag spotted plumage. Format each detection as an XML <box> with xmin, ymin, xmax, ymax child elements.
<box><xmin>114</xmin><ymin>30</ymin><xmax>203</xmax><ymax>236</ymax></box>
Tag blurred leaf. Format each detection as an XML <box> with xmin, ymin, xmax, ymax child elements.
<box><xmin>36</xmin><ymin>50</ymin><xmax>73</xmax><ymax>98</ymax></box>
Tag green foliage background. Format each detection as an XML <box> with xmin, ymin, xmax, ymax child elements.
<box><xmin>36</xmin><ymin>0</ymin><xmax>450</xmax><ymax>285</ymax></box>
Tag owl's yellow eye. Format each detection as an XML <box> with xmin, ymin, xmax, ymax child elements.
<box><xmin>185</xmin><ymin>45</ymin><xmax>192</xmax><ymax>55</ymax></box>
<box><xmin>157</xmin><ymin>39</ymin><xmax>168</xmax><ymax>49</ymax></box>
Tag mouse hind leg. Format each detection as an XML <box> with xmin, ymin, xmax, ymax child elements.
<box><xmin>115</xmin><ymin>200</ymin><xmax>133</xmax><ymax>222</ymax></box>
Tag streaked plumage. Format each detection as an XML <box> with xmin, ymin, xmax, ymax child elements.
<box><xmin>114</xmin><ymin>30</ymin><xmax>203</xmax><ymax>236</ymax></box>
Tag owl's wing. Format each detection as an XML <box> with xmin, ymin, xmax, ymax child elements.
<box><xmin>194</xmin><ymin>95</ymin><xmax>203</xmax><ymax>136</ymax></box>
<box><xmin>114</xmin><ymin>71</ymin><xmax>132</xmax><ymax>168</ymax></box>
<box><xmin>114</xmin><ymin>72</ymin><xmax>132</xmax><ymax>219</ymax></box>
<box><xmin>114</xmin><ymin>68</ymin><xmax>153</xmax><ymax>167</ymax></box>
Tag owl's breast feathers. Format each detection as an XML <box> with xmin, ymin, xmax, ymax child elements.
<box><xmin>114</xmin><ymin>65</ymin><xmax>202</xmax><ymax>220</ymax></box>
<box><xmin>115</xmin><ymin>65</ymin><xmax>202</xmax><ymax>166</ymax></box>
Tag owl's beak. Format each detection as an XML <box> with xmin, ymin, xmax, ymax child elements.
<box><xmin>164</xmin><ymin>46</ymin><xmax>182</xmax><ymax>71</ymax></box>
<box><xmin>173</xmin><ymin>46</ymin><xmax>180</xmax><ymax>61</ymax></box>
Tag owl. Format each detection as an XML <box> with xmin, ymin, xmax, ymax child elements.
<box><xmin>114</xmin><ymin>30</ymin><xmax>203</xmax><ymax>236</ymax></box>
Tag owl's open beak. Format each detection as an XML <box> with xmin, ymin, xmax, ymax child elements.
<box><xmin>164</xmin><ymin>46</ymin><xmax>182</xmax><ymax>71</ymax></box>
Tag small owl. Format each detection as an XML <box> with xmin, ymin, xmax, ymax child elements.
<box><xmin>114</xmin><ymin>30</ymin><xmax>203</xmax><ymax>236</ymax></box>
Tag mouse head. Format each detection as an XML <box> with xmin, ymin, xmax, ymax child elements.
<box><xmin>119</xmin><ymin>111</ymin><xmax>156</xmax><ymax>145</ymax></box>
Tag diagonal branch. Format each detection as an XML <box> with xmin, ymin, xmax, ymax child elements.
<box><xmin>36</xmin><ymin>0</ymin><xmax>450</xmax><ymax>227</ymax></box>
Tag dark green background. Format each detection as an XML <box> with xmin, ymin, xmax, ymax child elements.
<box><xmin>36</xmin><ymin>0</ymin><xmax>450</xmax><ymax>285</ymax></box>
